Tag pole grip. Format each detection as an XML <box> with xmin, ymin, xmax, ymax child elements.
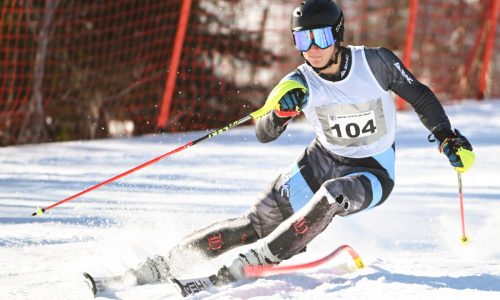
<box><xmin>250</xmin><ymin>80</ymin><xmax>307</xmax><ymax>119</ymax></box>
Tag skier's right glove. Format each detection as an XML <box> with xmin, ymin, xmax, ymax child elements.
<box><xmin>430</xmin><ymin>124</ymin><xmax>475</xmax><ymax>173</ymax></box>
<box><xmin>274</xmin><ymin>88</ymin><xmax>305</xmax><ymax>118</ymax></box>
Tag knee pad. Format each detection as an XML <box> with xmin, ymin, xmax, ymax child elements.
<box><xmin>317</xmin><ymin>186</ymin><xmax>350</xmax><ymax>215</ymax></box>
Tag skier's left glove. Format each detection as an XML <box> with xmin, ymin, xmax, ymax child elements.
<box><xmin>430</xmin><ymin>124</ymin><xmax>475</xmax><ymax>173</ymax></box>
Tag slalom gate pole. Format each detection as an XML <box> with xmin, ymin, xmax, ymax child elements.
<box><xmin>457</xmin><ymin>172</ymin><xmax>469</xmax><ymax>244</ymax></box>
<box><xmin>31</xmin><ymin>80</ymin><xmax>307</xmax><ymax>217</ymax></box>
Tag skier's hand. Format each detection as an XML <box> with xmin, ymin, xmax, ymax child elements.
<box><xmin>274</xmin><ymin>89</ymin><xmax>305</xmax><ymax>118</ymax></box>
<box><xmin>431</xmin><ymin>125</ymin><xmax>475</xmax><ymax>173</ymax></box>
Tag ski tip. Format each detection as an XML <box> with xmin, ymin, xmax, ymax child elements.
<box><xmin>83</xmin><ymin>272</ymin><xmax>97</xmax><ymax>297</ymax></box>
<box><xmin>353</xmin><ymin>257</ymin><xmax>365</xmax><ymax>269</ymax></box>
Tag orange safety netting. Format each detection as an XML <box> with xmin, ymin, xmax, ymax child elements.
<box><xmin>0</xmin><ymin>0</ymin><xmax>498</xmax><ymax>145</ymax></box>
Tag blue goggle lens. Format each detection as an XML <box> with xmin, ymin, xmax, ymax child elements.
<box><xmin>293</xmin><ymin>27</ymin><xmax>335</xmax><ymax>51</ymax></box>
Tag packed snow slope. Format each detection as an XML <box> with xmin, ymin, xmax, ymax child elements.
<box><xmin>0</xmin><ymin>100</ymin><xmax>499</xmax><ymax>300</ymax></box>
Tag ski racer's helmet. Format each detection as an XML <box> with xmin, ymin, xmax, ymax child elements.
<box><xmin>291</xmin><ymin>0</ymin><xmax>344</xmax><ymax>42</ymax></box>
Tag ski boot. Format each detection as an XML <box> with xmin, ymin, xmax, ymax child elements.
<box><xmin>83</xmin><ymin>255</ymin><xmax>171</xmax><ymax>296</ymax></box>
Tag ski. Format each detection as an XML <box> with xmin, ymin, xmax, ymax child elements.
<box><xmin>169</xmin><ymin>275</ymin><xmax>219</xmax><ymax>297</ymax></box>
<box><xmin>245</xmin><ymin>244</ymin><xmax>364</xmax><ymax>277</ymax></box>
<box><xmin>83</xmin><ymin>271</ymin><xmax>139</xmax><ymax>297</ymax></box>
<box><xmin>83</xmin><ymin>244</ymin><xmax>363</xmax><ymax>297</ymax></box>
<box><xmin>83</xmin><ymin>272</ymin><xmax>97</xmax><ymax>296</ymax></box>
<box><xmin>170</xmin><ymin>244</ymin><xmax>364</xmax><ymax>297</ymax></box>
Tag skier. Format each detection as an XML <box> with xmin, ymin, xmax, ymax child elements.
<box><xmin>96</xmin><ymin>0</ymin><xmax>475</xmax><ymax>289</ymax></box>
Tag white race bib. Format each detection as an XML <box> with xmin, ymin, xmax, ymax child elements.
<box><xmin>327</xmin><ymin>110</ymin><xmax>377</xmax><ymax>139</ymax></box>
<box><xmin>316</xmin><ymin>98</ymin><xmax>387</xmax><ymax>147</ymax></box>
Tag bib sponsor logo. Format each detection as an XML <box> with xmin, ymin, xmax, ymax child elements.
<box><xmin>340</xmin><ymin>52</ymin><xmax>350</xmax><ymax>78</ymax></box>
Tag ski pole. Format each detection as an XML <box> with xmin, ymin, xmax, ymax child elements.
<box><xmin>31</xmin><ymin>80</ymin><xmax>306</xmax><ymax>216</ymax></box>
<box><xmin>457</xmin><ymin>172</ymin><xmax>469</xmax><ymax>244</ymax></box>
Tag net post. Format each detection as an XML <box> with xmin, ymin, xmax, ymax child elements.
<box><xmin>157</xmin><ymin>0</ymin><xmax>193</xmax><ymax>129</ymax></box>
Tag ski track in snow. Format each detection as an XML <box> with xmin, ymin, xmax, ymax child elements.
<box><xmin>1</xmin><ymin>100</ymin><xmax>499</xmax><ymax>300</ymax></box>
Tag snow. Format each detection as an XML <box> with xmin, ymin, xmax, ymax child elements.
<box><xmin>1</xmin><ymin>100</ymin><xmax>499</xmax><ymax>300</ymax></box>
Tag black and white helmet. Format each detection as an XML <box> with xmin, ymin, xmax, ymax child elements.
<box><xmin>291</xmin><ymin>0</ymin><xmax>344</xmax><ymax>42</ymax></box>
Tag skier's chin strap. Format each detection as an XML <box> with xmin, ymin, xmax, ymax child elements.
<box><xmin>306</xmin><ymin>59</ymin><xmax>335</xmax><ymax>73</ymax></box>
<box><xmin>305</xmin><ymin>45</ymin><xmax>342</xmax><ymax>74</ymax></box>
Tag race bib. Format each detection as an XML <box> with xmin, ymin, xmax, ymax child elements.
<box><xmin>316</xmin><ymin>98</ymin><xmax>387</xmax><ymax>147</ymax></box>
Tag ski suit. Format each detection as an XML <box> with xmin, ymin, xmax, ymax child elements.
<box><xmin>167</xmin><ymin>46</ymin><xmax>452</xmax><ymax>269</ymax></box>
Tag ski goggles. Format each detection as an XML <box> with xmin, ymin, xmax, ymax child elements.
<box><xmin>293</xmin><ymin>26</ymin><xmax>336</xmax><ymax>52</ymax></box>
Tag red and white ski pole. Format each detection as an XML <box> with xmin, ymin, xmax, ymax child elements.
<box><xmin>31</xmin><ymin>80</ymin><xmax>306</xmax><ymax>216</ymax></box>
